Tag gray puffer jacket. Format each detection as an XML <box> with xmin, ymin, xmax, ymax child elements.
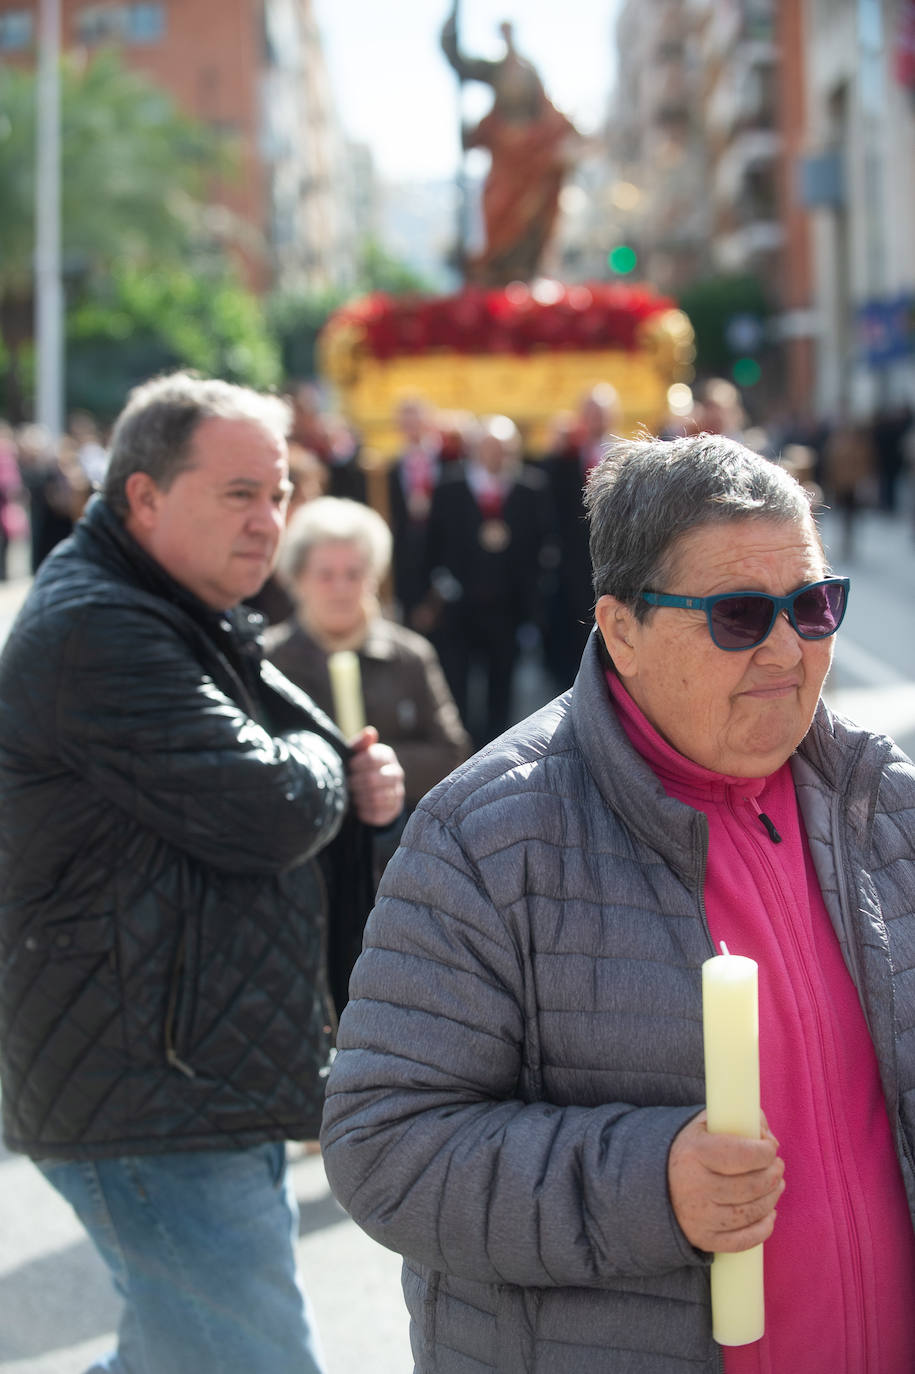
<box><xmin>321</xmin><ymin>633</ymin><xmax>915</xmax><ymax>1373</ymax></box>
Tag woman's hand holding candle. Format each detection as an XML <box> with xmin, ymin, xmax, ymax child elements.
<box><xmin>346</xmin><ymin>726</ymin><xmax>405</xmax><ymax>828</ymax></box>
<box><xmin>668</xmin><ymin>1110</ymin><xmax>785</xmax><ymax>1253</ymax></box>
<box><xmin>683</xmin><ymin>944</ymin><xmax>784</xmax><ymax>1347</ymax></box>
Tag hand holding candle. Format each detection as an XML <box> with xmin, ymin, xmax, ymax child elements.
<box><xmin>345</xmin><ymin>726</ymin><xmax>405</xmax><ymax>828</ymax></box>
<box><xmin>669</xmin><ymin>945</ymin><xmax>783</xmax><ymax>1347</ymax></box>
<box><xmin>702</xmin><ymin>944</ymin><xmax>767</xmax><ymax>1347</ymax></box>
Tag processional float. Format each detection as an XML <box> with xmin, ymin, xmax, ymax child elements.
<box><xmin>317</xmin><ymin>4</ymin><xmax>695</xmax><ymax>463</ymax></box>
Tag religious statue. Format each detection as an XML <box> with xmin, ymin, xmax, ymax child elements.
<box><xmin>441</xmin><ymin>5</ymin><xmax>582</xmax><ymax>288</ymax></box>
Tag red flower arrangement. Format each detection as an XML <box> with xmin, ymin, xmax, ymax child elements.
<box><xmin>323</xmin><ymin>280</ymin><xmax>677</xmax><ymax>361</ymax></box>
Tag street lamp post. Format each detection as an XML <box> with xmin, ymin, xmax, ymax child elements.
<box><xmin>35</xmin><ymin>0</ymin><xmax>63</xmax><ymax>438</ymax></box>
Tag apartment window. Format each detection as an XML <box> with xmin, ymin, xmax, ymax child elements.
<box><xmin>128</xmin><ymin>3</ymin><xmax>165</xmax><ymax>43</ymax></box>
<box><xmin>76</xmin><ymin>4</ymin><xmax>165</xmax><ymax>45</ymax></box>
<box><xmin>76</xmin><ymin>5</ymin><xmax>127</xmax><ymax>42</ymax></box>
<box><xmin>0</xmin><ymin>10</ymin><xmax>33</xmax><ymax>50</ymax></box>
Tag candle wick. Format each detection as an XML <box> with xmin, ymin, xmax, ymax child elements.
<box><xmin>720</xmin><ymin>941</ymin><xmax>730</xmax><ymax>957</ymax></box>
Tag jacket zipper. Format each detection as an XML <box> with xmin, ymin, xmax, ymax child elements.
<box><xmin>744</xmin><ymin>792</ymin><xmax>782</xmax><ymax>844</ymax></box>
<box><xmin>741</xmin><ymin>792</ymin><xmax>868</xmax><ymax>1367</ymax></box>
<box><xmin>312</xmin><ymin>857</ymin><xmax>339</xmax><ymax>1043</ymax></box>
<box><xmin>164</xmin><ymin>930</ymin><xmax>196</xmax><ymax>1078</ymax></box>
<box><xmin>690</xmin><ymin>816</ymin><xmax>725</xmax><ymax>1374</ymax></box>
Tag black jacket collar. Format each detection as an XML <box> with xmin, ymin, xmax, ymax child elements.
<box><xmin>73</xmin><ymin>494</ymin><xmax>266</xmax><ymax>649</ymax></box>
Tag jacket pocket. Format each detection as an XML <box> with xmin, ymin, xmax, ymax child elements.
<box><xmin>34</xmin><ymin>914</ymin><xmax>116</xmax><ymax>961</ymax></box>
<box><xmin>163</xmin><ymin>923</ymin><xmax>199</xmax><ymax>1078</ymax></box>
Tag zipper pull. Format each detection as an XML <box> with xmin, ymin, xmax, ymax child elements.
<box><xmin>745</xmin><ymin>795</ymin><xmax>782</xmax><ymax>844</ymax></box>
<box><xmin>758</xmin><ymin>811</ymin><xmax>782</xmax><ymax>844</ymax></box>
<box><xmin>166</xmin><ymin>1048</ymin><xmax>197</xmax><ymax>1079</ymax></box>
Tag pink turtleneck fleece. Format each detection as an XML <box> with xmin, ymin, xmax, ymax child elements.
<box><xmin>607</xmin><ymin>672</ymin><xmax>915</xmax><ymax>1372</ymax></box>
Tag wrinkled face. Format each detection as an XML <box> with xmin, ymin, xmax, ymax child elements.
<box><xmin>295</xmin><ymin>539</ymin><xmax>375</xmax><ymax>640</ymax></box>
<box><xmin>126</xmin><ymin>416</ymin><xmax>290</xmax><ymax>610</ymax></box>
<box><xmin>595</xmin><ymin>517</ymin><xmax>835</xmax><ymax>777</ymax></box>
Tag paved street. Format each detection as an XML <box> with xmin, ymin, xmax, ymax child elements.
<box><xmin>0</xmin><ymin>502</ymin><xmax>913</xmax><ymax>1372</ymax></box>
<box><xmin>0</xmin><ymin>1140</ymin><xmax>411</xmax><ymax>1373</ymax></box>
<box><xmin>817</xmin><ymin>503</ymin><xmax>915</xmax><ymax>761</ymax></box>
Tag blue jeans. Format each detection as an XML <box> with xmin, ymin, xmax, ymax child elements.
<box><xmin>37</xmin><ymin>1143</ymin><xmax>327</xmax><ymax>1374</ymax></box>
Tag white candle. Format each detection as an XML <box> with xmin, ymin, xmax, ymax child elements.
<box><xmin>702</xmin><ymin>943</ymin><xmax>765</xmax><ymax>1347</ymax></box>
<box><xmin>327</xmin><ymin>650</ymin><xmax>366</xmax><ymax>740</ymax></box>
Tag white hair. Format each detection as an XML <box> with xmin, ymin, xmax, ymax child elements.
<box><xmin>278</xmin><ymin>496</ymin><xmax>393</xmax><ymax>585</ymax></box>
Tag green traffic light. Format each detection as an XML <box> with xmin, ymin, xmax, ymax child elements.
<box><xmin>608</xmin><ymin>245</ymin><xmax>637</xmax><ymax>274</ymax></box>
<box><xmin>731</xmin><ymin>357</ymin><xmax>762</xmax><ymax>386</ymax></box>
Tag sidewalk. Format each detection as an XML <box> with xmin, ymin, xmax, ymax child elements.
<box><xmin>0</xmin><ymin>1139</ymin><xmax>411</xmax><ymax>1373</ymax></box>
<box><xmin>818</xmin><ymin>504</ymin><xmax>915</xmax><ymax>760</ymax></box>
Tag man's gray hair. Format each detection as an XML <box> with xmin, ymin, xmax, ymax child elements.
<box><xmin>103</xmin><ymin>372</ymin><xmax>292</xmax><ymax>517</ymax></box>
<box><xmin>584</xmin><ymin>432</ymin><xmax>819</xmax><ymax>617</ymax></box>
<box><xmin>278</xmin><ymin>496</ymin><xmax>393</xmax><ymax>587</ymax></box>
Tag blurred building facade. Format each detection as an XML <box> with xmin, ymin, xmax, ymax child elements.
<box><xmin>0</xmin><ymin>0</ymin><xmax>369</xmax><ymax>292</ymax></box>
<box><xmin>603</xmin><ymin>0</ymin><xmax>915</xmax><ymax>425</ymax></box>
<box><xmin>803</xmin><ymin>0</ymin><xmax>915</xmax><ymax>418</ymax></box>
<box><xmin>610</xmin><ymin>0</ymin><xmax>710</xmax><ymax>295</ymax></box>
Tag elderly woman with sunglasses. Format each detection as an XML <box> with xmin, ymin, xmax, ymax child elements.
<box><xmin>321</xmin><ymin>434</ymin><xmax>915</xmax><ymax>1374</ymax></box>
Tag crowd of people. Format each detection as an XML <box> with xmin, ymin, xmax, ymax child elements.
<box><xmin>0</xmin><ymin>375</ymin><xmax>913</xmax><ymax>838</ymax></box>
<box><xmin>0</xmin><ymin>367</ymin><xmax>914</xmax><ymax>1374</ymax></box>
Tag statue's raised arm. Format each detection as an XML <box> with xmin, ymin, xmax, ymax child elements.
<box><xmin>441</xmin><ymin>4</ymin><xmax>505</xmax><ymax>88</ymax></box>
<box><xmin>439</xmin><ymin>7</ymin><xmax>582</xmax><ymax>287</ymax></box>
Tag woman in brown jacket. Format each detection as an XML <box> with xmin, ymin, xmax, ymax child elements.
<box><xmin>264</xmin><ymin>497</ymin><xmax>470</xmax><ymax>874</ymax></box>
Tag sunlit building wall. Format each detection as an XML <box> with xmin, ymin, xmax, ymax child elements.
<box><xmin>607</xmin><ymin>0</ymin><xmax>710</xmax><ymax>293</ymax></box>
<box><xmin>695</xmin><ymin>0</ymin><xmax>782</xmax><ymax>279</ymax></box>
<box><xmin>802</xmin><ymin>0</ymin><xmax>915</xmax><ymax>418</ymax></box>
<box><xmin>610</xmin><ymin>0</ymin><xmax>822</xmax><ymax>417</ymax></box>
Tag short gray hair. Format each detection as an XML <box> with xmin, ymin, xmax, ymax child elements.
<box><xmin>278</xmin><ymin>496</ymin><xmax>393</xmax><ymax>586</ymax></box>
<box><xmin>585</xmin><ymin>433</ymin><xmax>819</xmax><ymax>617</ymax></box>
<box><xmin>103</xmin><ymin>372</ymin><xmax>292</xmax><ymax>517</ymax></box>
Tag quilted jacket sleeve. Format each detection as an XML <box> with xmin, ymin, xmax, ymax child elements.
<box><xmin>47</xmin><ymin>600</ymin><xmax>347</xmax><ymax>874</ymax></box>
<box><xmin>321</xmin><ymin>803</ymin><xmax>703</xmax><ymax>1289</ymax></box>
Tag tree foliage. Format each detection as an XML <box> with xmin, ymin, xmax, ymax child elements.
<box><xmin>66</xmin><ymin>266</ymin><xmax>281</xmax><ymax>421</ymax></box>
<box><xmin>267</xmin><ymin>238</ymin><xmax>437</xmax><ymax>382</ymax></box>
<box><xmin>676</xmin><ymin>273</ymin><xmax>772</xmax><ymax>376</ymax></box>
<box><xmin>0</xmin><ymin>48</ymin><xmax>228</xmax><ymax>294</ymax></box>
<box><xmin>0</xmin><ymin>48</ymin><xmax>233</xmax><ymax>417</ymax></box>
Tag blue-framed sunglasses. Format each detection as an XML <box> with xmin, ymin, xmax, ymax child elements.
<box><xmin>640</xmin><ymin>577</ymin><xmax>850</xmax><ymax>651</ymax></box>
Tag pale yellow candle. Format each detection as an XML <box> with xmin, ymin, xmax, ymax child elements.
<box><xmin>327</xmin><ymin>650</ymin><xmax>365</xmax><ymax>740</ymax></box>
<box><xmin>702</xmin><ymin>943</ymin><xmax>765</xmax><ymax>1347</ymax></box>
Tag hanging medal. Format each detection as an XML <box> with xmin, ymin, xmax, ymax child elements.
<box><xmin>478</xmin><ymin>517</ymin><xmax>511</xmax><ymax>552</ymax></box>
<box><xmin>477</xmin><ymin>487</ymin><xmax>511</xmax><ymax>552</ymax></box>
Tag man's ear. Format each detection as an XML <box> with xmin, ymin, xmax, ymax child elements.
<box><xmin>123</xmin><ymin>471</ymin><xmax>162</xmax><ymax>533</ymax></box>
<box><xmin>595</xmin><ymin>595</ymin><xmax>638</xmax><ymax>677</ymax></box>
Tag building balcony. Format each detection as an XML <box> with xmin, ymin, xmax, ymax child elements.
<box><xmin>714</xmin><ymin>219</ymin><xmax>784</xmax><ymax>271</ymax></box>
<box><xmin>651</xmin><ymin>61</ymin><xmax>692</xmax><ymax>118</ymax></box>
<box><xmin>654</xmin><ymin>0</ymin><xmax>690</xmax><ymax>47</ymax></box>
<box><xmin>713</xmin><ymin>129</ymin><xmax>780</xmax><ymax>205</ymax></box>
<box><xmin>698</xmin><ymin>1</ymin><xmax>742</xmax><ymax>62</ymax></box>
<box><xmin>707</xmin><ymin>57</ymin><xmax>776</xmax><ymax>137</ymax></box>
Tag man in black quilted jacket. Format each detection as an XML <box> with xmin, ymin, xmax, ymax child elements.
<box><xmin>0</xmin><ymin>372</ymin><xmax>404</xmax><ymax>1374</ymax></box>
